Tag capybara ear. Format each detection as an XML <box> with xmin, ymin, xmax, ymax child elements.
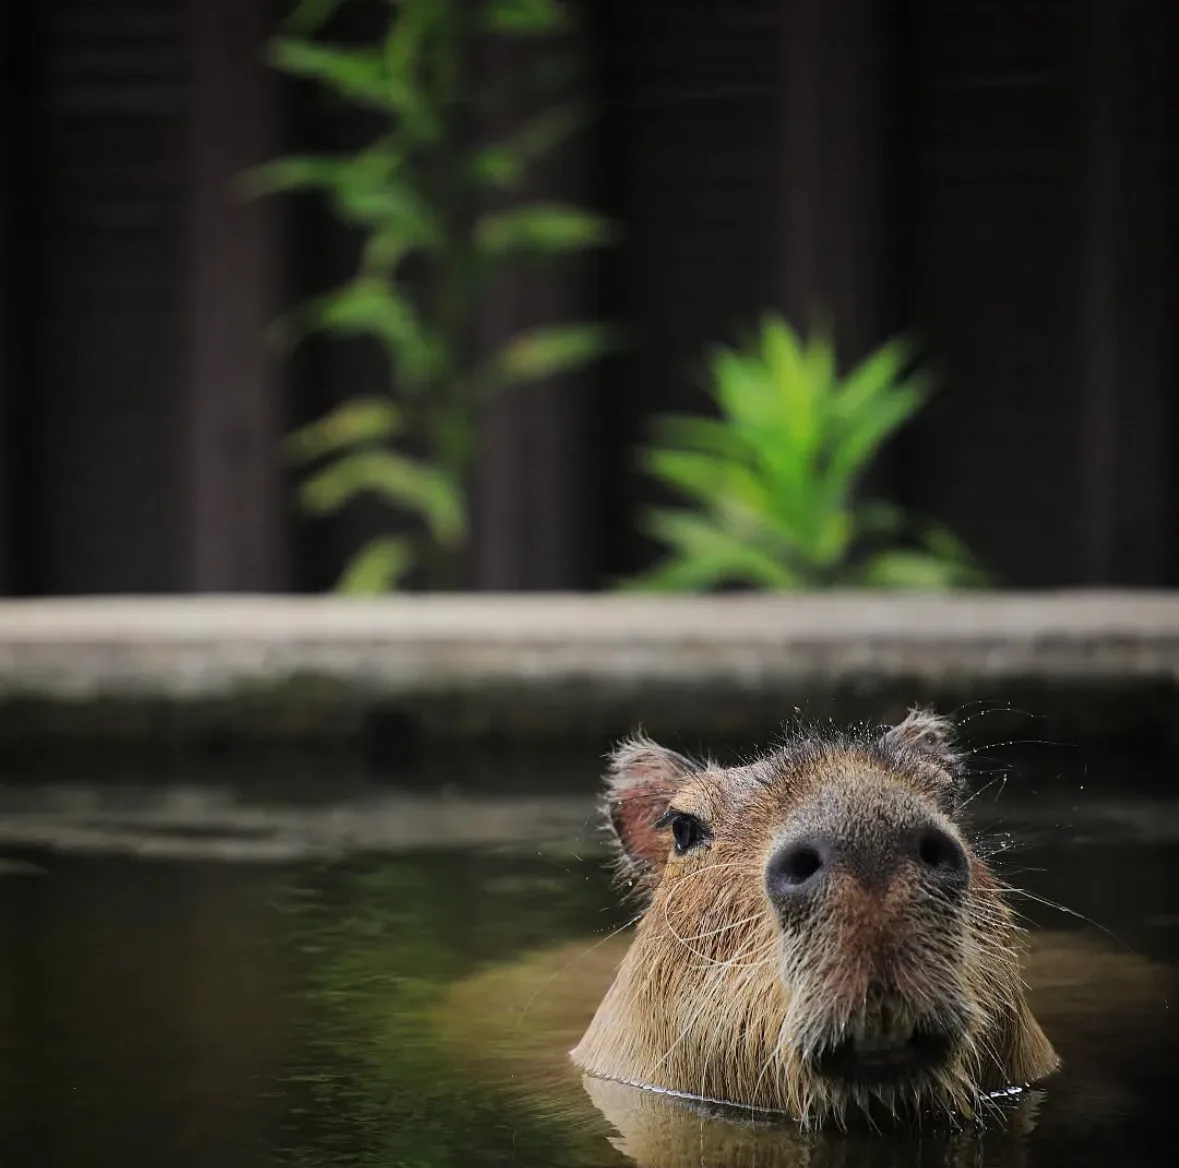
<box><xmin>881</xmin><ymin>706</ymin><xmax>960</xmax><ymax>769</ymax></box>
<box><xmin>603</xmin><ymin>734</ymin><xmax>699</xmax><ymax>892</ymax></box>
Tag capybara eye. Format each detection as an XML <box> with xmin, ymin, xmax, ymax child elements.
<box><xmin>657</xmin><ymin>811</ymin><xmax>708</xmax><ymax>854</ymax></box>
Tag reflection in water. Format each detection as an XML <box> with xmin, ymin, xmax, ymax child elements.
<box><xmin>275</xmin><ymin>854</ymin><xmax>624</xmax><ymax>1167</ymax></box>
<box><xmin>581</xmin><ymin>1075</ymin><xmax>1043</xmax><ymax>1168</ymax></box>
<box><xmin>0</xmin><ymin>750</ymin><xmax>1174</xmax><ymax>1168</ymax></box>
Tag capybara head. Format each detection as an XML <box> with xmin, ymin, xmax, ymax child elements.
<box><xmin>571</xmin><ymin>709</ymin><xmax>1060</xmax><ymax>1128</ymax></box>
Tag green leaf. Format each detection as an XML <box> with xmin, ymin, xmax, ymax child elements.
<box><xmin>635</xmin><ymin>509</ymin><xmax>806</xmax><ymax>591</ymax></box>
<box><xmin>299</xmin><ymin>450</ymin><xmax>466</xmax><ymax>546</ymax></box>
<box><xmin>854</xmin><ymin>551</ymin><xmax>979</xmax><ymax>591</ymax></box>
<box><xmin>470</xmin><ymin>322</ymin><xmax>620</xmax><ymax>397</ymax></box>
<box><xmin>269</xmin><ymin>40</ymin><xmax>393</xmax><ymax>110</ymax></box>
<box><xmin>855</xmin><ymin>500</ymin><xmax>907</xmax><ymax>538</ymax></box>
<box><xmin>758</xmin><ymin>314</ymin><xmax>822</xmax><ymax>458</ymax></box>
<box><xmin>820</xmin><ymin>372</ymin><xmax>928</xmax><ymax>501</ymax></box>
<box><xmin>639</xmin><ymin>448</ymin><xmax>767</xmax><ymax>520</ymax></box>
<box><xmin>268</xmin><ymin>36</ymin><xmax>440</xmax><ymax>139</ymax></box>
<box><xmin>473</xmin><ymin>203</ymin><xmax>616</xmax><ymax>256</ymax></box>
<box><xmin>285</xmin><ymin>398</ymin><xmax>403</xmax><ymax>464</ymax></box>
<box><xmin>243</xmin><ymin>146</ymin><xmax>441</xmax><ymax>247</ymax></box>
<box><xmin>810</xmin><ymin>510</ymin><xmax>853</xmax><ymax>569</ymax></box>
<box><xmin>918</xmin><ymin>522</ymin><xmax>994</xmax><ymax>586</ymax></box>
<box><xmin>482</xmin><ymin>0</ymin><xmax>570</xmax><ymax>35</ymax></box>
<box><xmin>333</xmin><ymin>180</ymin><xmax>441</xmax><ymax>237</ymax></box>
<box><xmin>628</xmin><ymin>312</ymin><xmax>984</xmax><ymax>593</ymax></box>
<box><xmin>381</xmin><ymin>0</ymin><xmax>447</xmax><ymax>140</ymax></box>
<box><xmin>638</xmin><ymin>446</ymin><xmax>815</xmax><ymax>569</ymax></box>
<box><xmin>832</xmin><ymin>336</ymin><xmax>915</xmax><ymax>423</ymax></box>
<box><xmin>617</xmin><ymin>555</ymin><xmax>736</xmax><ymax>594</ymax></box>
<box><xmin>272</xmin><ymin>278</ymin><xmax>442</xmax><ymax>390</ymax></box>
<box><xmin>706</xmin><ymin>339</ymin><xmax>827</xmax><ymax>556</ymax></box>
<box><xmin>238</xmin><ymin>154</ymin><xmax>351</xmax><ymax>199</ymax></box>
<box><xmin>335</xmin><ymin>536</ymin><xmax>417</xmax><ymax>594</ymax></box>
<box><xmin>359</xmin><ymin>227</ymin><xmax>415</xmax><ymax>277</ymax></box>
<box><xmin>470</xmin><ymin>102</ymin><xmax>592</xmax><ymax>191</ymax></box>
<box><xmin>920</xmin><ymin>521</ymin><xmax>977</xmax><ymax>563</ymax></box>
<box><xmin>647</xmin><ymin>414</ymin><xmax>751</xmax><ymax>464</ymax></box>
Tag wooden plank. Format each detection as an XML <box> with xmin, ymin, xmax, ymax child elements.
<box><xmin>35</xmin><ymin>0</ymin><xmax>190</xmax><ymax>592</ymax></box>
<box><xmin>0</xmin><ymin>0</ymin><xmax>17</xmax><ymax>593</ymax></box>
<box><xmin>906</xmin><ymin>0</ymin><xmax>1088</xmax><ymax>586</ymax></box>
<box><xmin>1079</xmin><ymin>0</ymin><xmax>1176</xmax><ymax>584</ymax></box>
<box><xmin>469</xmin><ymin>28</ymin><xmax>602</xmax><ymax>591</ymax></box>
<box><xmin>184</xmin><ymin>0</ymin><xmax>284</xmax><ymax>590</ymax></box>
<box><xmin>777</xmin><ymin>0</ymin><xmax>903</xmax><ymax>365</ymax></box>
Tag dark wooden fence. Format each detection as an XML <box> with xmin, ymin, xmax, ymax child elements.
<box><xmin>2</xmin><ymin>0</ymin><xmax>1176</xmax><ymax>594</ymax></box>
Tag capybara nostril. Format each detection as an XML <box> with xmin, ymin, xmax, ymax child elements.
<box><xmin>766</xmin><ymin>837</ymin><xmax>828</xmax><ymax>901</ymax></box>
<box><xmin>767</xmin><ymin>817</ymin><xmax>970</xmax><ymax>908</ymax></box>
<box><xmin>915</xmin><ymin>825</ymin><xmax>970</xmax><ymax>890</ymax></box>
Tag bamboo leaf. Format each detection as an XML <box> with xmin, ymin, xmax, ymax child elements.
<box><xmin>336</xmin><ymin>536</ymin><xmax>417</xmax><ymax>594</ymax></box>
<box><xmin>285</xmin><ymin>398</ymin><xmax>403</xmax><ymax>464</ymax></box>
<box><xmin>473</xmin><ymin>203</ymin><xmax>616</xmax><ymax>256</ymax></box>
<box><xmin>299</xmin><ymin>450</ymin><xmax>465</xmax><ymax>545</ymax></box>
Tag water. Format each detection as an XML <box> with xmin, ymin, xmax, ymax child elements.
<box><xmin>0</xmin><ymin>743</ymin><xmax>1176</xmax><ymax>1167</ymax></box>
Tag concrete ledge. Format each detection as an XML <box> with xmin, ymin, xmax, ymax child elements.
<box><xmin>1</xmin><ymin>592</ymin><xmax>1178</xmax><ymax>751</ymax></box>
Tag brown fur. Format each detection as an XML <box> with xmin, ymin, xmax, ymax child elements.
<box><xmin>571</xmin><ymin>710</ymin><xmax>1061</xmax><ymax>1127</ymax></box>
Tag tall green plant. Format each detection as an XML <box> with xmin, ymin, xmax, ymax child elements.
<box><xmin>247</xmin><ymin>0</ymin><xmax>616</xmax><ymax>591</ymax></box>
<box><xmin>625</xmin><ymin>315</ymin><xmax>988</xmax><ymax>592</ymax></box>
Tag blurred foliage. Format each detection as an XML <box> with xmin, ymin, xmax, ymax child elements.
<box><xmin>625</xmin><ymin>315</ymin><xmax>989</xmax><ymax>592</ymax></box>
<box><xmin>247</xmin><ymin>0</ymin><xmax>617</xmax><ymax>591</ymax></box>
<box><xmin>274</xmin><ymin>851</ymin><xmax>617</xmax><ymax>1167</ymax></box>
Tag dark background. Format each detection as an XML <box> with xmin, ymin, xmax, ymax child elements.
<box><xmin>2</xmin><ymin>0</ymin><xmax>1176</xmax><ymax>595</ymax></box>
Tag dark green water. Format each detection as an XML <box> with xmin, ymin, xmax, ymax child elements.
<box><xmin>0</xmin><ymin>744</ymin><xmax>1176</xmax><ymax>1167</ymax></box>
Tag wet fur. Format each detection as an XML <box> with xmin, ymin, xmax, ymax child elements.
<box><xmin>571</xmin><ymin>710</ymin><xmax>1060</xmax><ymax>1127</ymax></box>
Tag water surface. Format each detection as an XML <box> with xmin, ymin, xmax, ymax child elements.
<box><xmin>0</xmin><ymin>743</ymin><xmax>1176</xmax><ymax>1167</ymax></box>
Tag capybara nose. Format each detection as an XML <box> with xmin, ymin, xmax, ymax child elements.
<box><xmin>766</xmin><ymin>819</ymin><xmax>970</xmax><ymax>909</ymax></box>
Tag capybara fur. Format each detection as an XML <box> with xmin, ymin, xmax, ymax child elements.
<box><xmin>569</xmin><ymin>709</ymin><xmax>1058</xmax><ymax>1126</ymax></box>
<box><xmin>439</xmin><ymin>710</ymin><xmax>1173</xmax><ymax>1149</ymax></box>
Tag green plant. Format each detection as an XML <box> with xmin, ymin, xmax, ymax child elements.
<box><xmin>625</xmin><ymin>314</ymin><xmax>988</xmax><ymax>592</ymax></box>
<box><xmin>247</xmin><ymin>0</ymin><xmax>617</xmax><ymax>591</ymax></box>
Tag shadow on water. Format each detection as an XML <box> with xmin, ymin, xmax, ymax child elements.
<box><xmin>0</xmin><ymin>741</ymin><xmax>1176</xmax><ymax>1167</ymax></box>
